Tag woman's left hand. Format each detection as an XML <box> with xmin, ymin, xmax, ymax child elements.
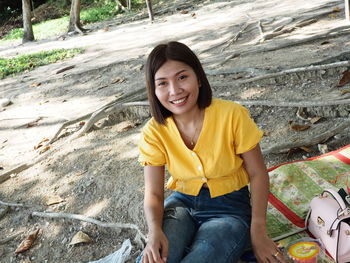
<box><xmin>251</xmin><ymin>230</ymin><xmax>287</xmax><ymax>263</ymax></box>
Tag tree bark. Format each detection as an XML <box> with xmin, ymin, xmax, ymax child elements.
<box><xmin>146</xmin><ymin>0</ymin><xmax>154</xmax><ymax>21</ymax></box>
<box><xmin>22</xmin><ymin>0</ymin><xmax>34</xmax><ymax>43</ymax></box>
<box><xmin>68</xmin><ymin>0</ymin><xmax>84</xmax><ymax>33</ymax></box>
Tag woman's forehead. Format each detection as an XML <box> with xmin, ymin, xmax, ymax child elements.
<box><xmin>155</xmin><ymin>60</ymin><xmax>192</xmax><ymax>79</ymax></box>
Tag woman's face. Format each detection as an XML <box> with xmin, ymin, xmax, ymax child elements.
<box><xmin>154</xmin><ymin>60</ymin><xmax>200</xmax><ymax>117</ymax></box>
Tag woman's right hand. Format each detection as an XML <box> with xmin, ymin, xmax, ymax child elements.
<box><xmin>142</xmin><ymin>229</ymin><xmax>169</xmax><ymax>263</ymax></box>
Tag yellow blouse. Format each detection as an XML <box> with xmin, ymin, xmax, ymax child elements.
<box><xmin>138</xmin><ymin>98</ymin><xmax>263</xmax><ymax>197</ymax></box>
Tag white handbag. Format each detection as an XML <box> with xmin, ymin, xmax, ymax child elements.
<box><xmin>305</xmin><ymin>189</ymin><xmax>350</xmax><ymax>263</ymax></box>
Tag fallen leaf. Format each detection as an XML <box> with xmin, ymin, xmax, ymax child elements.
<box><xmin>320</xmin><ymin>41</ymin><xmax>330</xmax><ymax>45</ymax></box>
<box><xmin>180</xmin><ymin>10</ymin><xmax>188</xmax><ymax>14</ymax></box>
<box><xmin>328</xmin><ymin>13</ymin><xmax>338</xmax><ymax>18</ymax></box>
<box><xmin>191</xmin><ymin>13</ymin><xmax>196</xmax><ymax>17</ymax></box>
<box><xmin>45</xmin><ymin>195</ymin><xmax>64</xmax><ymax>206</ymax></box>
<box><xmin>310</xmin><ymin>116</ymin><xmax>322</xmax><ymax>124</ymax></box>
<box><xmin>102</xmin><ymin>26</ymin><xmax>109</xmax><ymax>32</ymax></box>
<box><xmin>97</xmin><ymin>85</ymin><xmax>108</xmax><ymax>90</ymax></box>
<box><xmin>111</xmin><ymin>77</ymin><xmax>126</xmax><ymax>84</ymax></box>
<box><xmin>15</xmin><ymin>229</ymin><xmax>40</xmax><ymax>253</ymax></box>
<box><xmin>30</xmin><ymin>82</ymin><xmax>41</xmax><ymax>87</ymax></box>
<box><xmin>287</xmin><ymin>147</ymin><xmax>300</xmax><ymax>157</ymax></box>
<box><xmin>289</xmin><ymin>122</ymin><xmax>310</xmax><ymax>131</ymax></box>
<box><xmin>69</xmin><ymin>231</ymin><xmax>92</xmax><ymax>245</ymax></box>
<box><xmin>263</xmin><ymin>130</ymin><xmax>270</xmax><ymax>136</ymax></box>
<box><xmin>341</xmin><ymin>88</ymin><xmax>350</xmax><ymax>95</ymax></box>
<box><xmin>299</xmin><ymin>146</ymin><xmax>314</xmax><ymax>153</ymax></box>
<box><xmin>75</xmin><ymin>170</ymin><xmax>88</xmax><ymax>176</ymax></box>
<box><xmin>333</xmin><ymin>7</ymin><xmax>341</xmax><ymax>12</ymax></box>
<box><xmin>79</xmin><ymin>121</ymin><xmax>85</xmax><ymax>126</ymax></box>
<box><xmin>26</xmin><ymin>117</ymin><xmax>43</xmax><ymax>128</ymax></box>
<box><xmin>39</xmin><ymin>145</ymin><xmax>50</xmax><ymax>154</ymax></box>
<box><xmin>337</xmin><ymin>70</ymin><xmax>350</xmax><ymax>87</ymax></box>
<box><xmin>34</xmin><ymin>144</ymin><xmax>43</xmax><ymax>150</ymax></box>
<box><xmin>56</xmin><ymin>65</ymin><xmax>75</xmax><ymax>74</ymax></box>
<box><xmin>35</xmin><ymin>138</ymin><xmax>49</xmax><ymax>150</ymax></box>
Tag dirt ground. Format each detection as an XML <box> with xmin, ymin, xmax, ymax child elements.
<box><xmin>1</xmin><ymin>0</ymin><xmax>350</xmax><ymax>262</ymax></box>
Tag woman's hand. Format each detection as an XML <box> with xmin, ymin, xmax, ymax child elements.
<box><xmin>251</xmin><ymin>228</ymin><xmax>287</xmax><ymax>263</ymax></box>
<box><xmin>142</xmin><ymin>229</ymin><xmax>168</xmax><ymax>263</ymax></box>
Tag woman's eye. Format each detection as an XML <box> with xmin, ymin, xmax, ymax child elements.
<box><xmin>179</xmin><ymin>75</ymin><xmax>187</xmax><ymax>80</ymax></box>
<box><xmin>157</xmin><ymin>81</ymin><xmax>167</xmax><ymax>87</ymax></box>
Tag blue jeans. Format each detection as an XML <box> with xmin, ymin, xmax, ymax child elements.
<box><xmin>137</xmin><ymin>186</ymin><xmax>252</xmax><ymax>263</ymax></box>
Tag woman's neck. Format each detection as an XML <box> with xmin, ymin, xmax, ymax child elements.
<box><xmin>172</xmin><ymin>106</ymin><xmax>202</xmax><ymax>127</ymax></box>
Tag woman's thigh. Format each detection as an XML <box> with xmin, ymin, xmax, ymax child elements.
<box><xmin>181</xmin><ymin>216</ymin><xmax>250</xmax><ymax>263</ymax></box>
<box><xmin>162</xmin><ymin>206</ymin><xmax>196</xmax><ymax>263</ymax></box>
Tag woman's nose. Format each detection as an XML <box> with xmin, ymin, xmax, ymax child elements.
<box><xmin>169</xmin><ymin>82</ymin><xmax>182</xmax><ymax>95</ymax></box>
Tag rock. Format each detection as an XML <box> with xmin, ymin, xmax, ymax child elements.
<box><xmin>0</xmin><ymin>98</ymin><xmax>11</xmax><ymax>107</ymax></box>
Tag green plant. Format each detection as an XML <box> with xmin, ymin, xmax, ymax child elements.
<box><xmin>0</xmin><ymin>48</ymin><xmax>84</xmax><ymax>79</ymax></box>
<box><xmin>81</xmin><ymin>1</ymin><xmax>119</xmax><ymax>23</ymax></box>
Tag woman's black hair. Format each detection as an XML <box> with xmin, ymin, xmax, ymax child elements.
<box><xmin>145</xmin><ymin>41</ymin><xmax>212</xmax><ymax>124</ymax></box>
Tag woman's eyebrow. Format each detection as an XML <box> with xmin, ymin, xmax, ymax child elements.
<box><xmin>155</xmin><ymin>69</ymin><xmax>187</xmax><ymax>81</ymax></box>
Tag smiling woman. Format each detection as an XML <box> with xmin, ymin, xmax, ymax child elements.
<box><xmin>136</xmin><ymin>41</ymin><xmax>287</xmax><ymax>263</ymax></box>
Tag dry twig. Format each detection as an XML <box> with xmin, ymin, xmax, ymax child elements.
<box><xmin>32</xmin><ymin>211</ymin><xmax>147</xmax><ymax>243</ymax></box>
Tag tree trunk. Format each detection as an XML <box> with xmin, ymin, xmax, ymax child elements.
<box><xmin>22</xmin><ymin>0</ymin><xmax>34</xmax><ymax>43</ymax></box>
<box><xmin>68</xmin><ymin>0</ymin><xmax>84</xmax><ymax>34</ymax></box>
<box><xmin>119</xmin><ymin>0</ymin><xmax>127</xmax><ymax>7</ymax></box>
<box><xmin>346</xmin><ymin>0</ymin><xmax>350</xmax><ymax>21</ymax></box>
<box><xmin>146</xmin><ymin>0</ymin><xmax>154</xmax><ymax>21</ymax></box>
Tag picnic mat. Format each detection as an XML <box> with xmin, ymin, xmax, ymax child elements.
<box><xmin>265</xmin><ymin>144</ymin><xmax>350</xmax><ymax>262</ymax></box>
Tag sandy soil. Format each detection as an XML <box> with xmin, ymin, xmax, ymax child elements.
<box><xmin>1</xmin><ymin>0</ymin><xmax>350</xmax><ymax>262</ymax></box>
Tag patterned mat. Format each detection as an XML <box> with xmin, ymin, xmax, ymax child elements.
<box><xmin>266</xmin><ymin>144</ymin><xmax>350</xmax><ymax>262</ymax></box>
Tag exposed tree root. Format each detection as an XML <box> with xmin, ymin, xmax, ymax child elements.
<box><xmin>214</xmin><ymin>25</ymin><xmax>350</xmax><ymax>66</ymax></box>
<box><xmin>232</xmin><ymin>98</ymin><xmax>350</xmax><ymax>107</ymax></box>
<box><xmin>262</xmin><ymin>119</ymin><xmax>350</xmax><ymax>155</ymax></box>
<box><xmin>49</xmin><ymin>101</ymin><xmax>148</xmax><ymax>144</ymax></box>
<box><xmin>220</xmin><ymin>23</ymin><xmax>249</xmax><ymax>52</ymax></box>
<box><xmin>213</xmin><ymin>60</ymin><xmax>350</xmax><ymax>86</ymax></box>
<box><xmin>0</xmin><ymin>200</ymin><xmax>27</xmax><ymax>207</ymax></box>
<box><xmin>31</xmin><ymin>211</ymin><xmax>146</xmax><ymax>245</ymax></box>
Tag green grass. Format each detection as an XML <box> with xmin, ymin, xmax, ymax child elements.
<box><xmin>1</xmin><ymin>0</ymin><xmax>156</xmax><ymax>42</ymax></box>
<box><xmin>0</xmin><ymin>48</ymin><xmax>84</xmax><ymax>79</ymax></box>
<box><xmin>3</xmin><ymin>16</ymin><xmax>69</xmax><ymax>41</ymax></box>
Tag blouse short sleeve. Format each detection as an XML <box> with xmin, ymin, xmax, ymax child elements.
<box><xmin>233</xmin><ymin>105</ymin><xmax>263</xmax><ymax>155</ymax></box>
<box><xmin>138</xmin><ymin>120</ymin><xmax>166</xmax><ymax>166</ymax></box>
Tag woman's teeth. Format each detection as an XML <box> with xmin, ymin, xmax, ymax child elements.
<box><xmin>172</xmin><ymin>97</ymin><xmax>186</xmax><ymax>104</ymax></box>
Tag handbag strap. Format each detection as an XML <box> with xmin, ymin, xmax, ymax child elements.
<box><xmin>323</xmin><ymin>189</ymin><xmax>348</xmax><ymax>213</ymax></box>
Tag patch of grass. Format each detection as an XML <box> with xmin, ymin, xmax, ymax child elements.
<box><xmin>81</xmin><ymin>2</ymin><xmax>119</xmax><ymax>23</ymax></box>
<box><xmin>0</xmin><ymin>48</ymin><xmax>84</xmax><ymax>79</ymax></box>
<box><xmin>3</xmin><ymin>16</ymin><xmax>69</xmax><ymax>41</ymax></box>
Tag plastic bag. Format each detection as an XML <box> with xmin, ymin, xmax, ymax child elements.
<box><xmin>88</xmin><ymin>239</ymin><xmax>132</xmax><ymax>263</ymax></box>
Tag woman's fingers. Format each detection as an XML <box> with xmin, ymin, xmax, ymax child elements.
<box><xmin>160</xmin><ymin>238</ymin><xmax>168</xmax><ymax>262</ymax></box>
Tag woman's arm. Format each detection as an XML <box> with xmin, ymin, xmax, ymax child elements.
<box><xmin>142</xmin><ymin>165</ymin><xmax>168</xmax><ymax>263</ymax></box>
<box><xmin>241</xmin><ymin>144</ymin><xmax>286</xmax><ymax>263</ymax></box>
